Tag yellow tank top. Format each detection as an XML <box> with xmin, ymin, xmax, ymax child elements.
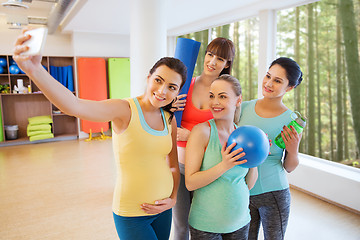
<box><xmin>112</xmin><ymin>98</ymin><xmax>174</xmax><ymax>216</ymax></box>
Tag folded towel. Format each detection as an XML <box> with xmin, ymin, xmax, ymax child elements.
<box><xmin>29</xmin><ymin>133</ymin><xmax>54</xmax><ymax>142</ymax></box>
<box><xmin>27</xmin><ymin>124</ymin><xmax>52</xmax><ymax>134</ymax></box>
<box><xmin>28</xmin><ymin>115</ymin><xmax>53</xmax><ymax>125</ymax></box>
<box><xmin>27</xmin><ymin>130</ymin><xmax>52</xmax><ymax>137</ymax></box>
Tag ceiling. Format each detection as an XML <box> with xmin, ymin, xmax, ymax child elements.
<box><xmin>0</xmin><ymin>0</ymin><xmax>316</xmax><ymax>36</ymax></box>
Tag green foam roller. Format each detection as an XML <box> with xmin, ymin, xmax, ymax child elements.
<box><xmin>108</xmin><ymin>58</ymin><xmax>130</xmax><ymax>99</ymax></box>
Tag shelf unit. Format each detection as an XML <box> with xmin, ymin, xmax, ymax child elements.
<box><xmin>0</xmin><ymin>55</ymin><xmax>78</xmax><ymax>146</ymax></box>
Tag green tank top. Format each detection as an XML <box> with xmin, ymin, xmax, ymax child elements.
<box><xmin>188</xmin><ymin>119</ymin><xmax>251</xmax><ymax>233</ymax></box>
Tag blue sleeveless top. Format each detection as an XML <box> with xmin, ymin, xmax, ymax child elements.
<box><xmin>188</xmin><ymin>119</ymin><xmax>251</xmax><ymax>233</ymax></box>
<box><xmin>238</xmin><ymin>99</ymin><xmax>293</xmax><ymax>196</ymax></box>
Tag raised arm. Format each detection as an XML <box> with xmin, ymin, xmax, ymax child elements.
<box><xmin>13</xmin><ymin>29</ymin><xmax>128</xmax><ymax>124</ymax></box>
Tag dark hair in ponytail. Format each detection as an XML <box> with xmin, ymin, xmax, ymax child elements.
<box><xmin>270</xmin><ymin>57</ymin><xmax>303</xmax><ymax>88</ymax></box>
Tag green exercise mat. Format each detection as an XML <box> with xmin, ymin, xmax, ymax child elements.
<box><xmin>0</xmin><ymin>103</ymin><xmax>3</xmax><ymax>142</ymax></box>
<box><xmin>108</xmin><ymin>58</ymin><xmax>130</xmax><ymax>99</ymax></box>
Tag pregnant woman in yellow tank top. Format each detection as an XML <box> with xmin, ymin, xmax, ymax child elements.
<box><xmin>13</xmin><ymin>29</ymin><xmax>187</xmax><ymax>240</ymax></box>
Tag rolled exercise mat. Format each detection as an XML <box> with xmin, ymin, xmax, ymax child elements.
<box><xmin>174</xmin><ymin>38</ymin><xmax>201</xmax><ymax>127</ymax></box>
<box><xmin>108</xmin><ymin>58</ymin><xmax>130</xmax><ymax>99</ymax></box>
<box><xmin>50</xmin><ymin>66</ymin><xmax>68</xmax><ymax>89</ymax></box>
<box><xmin>77</xmin><ymin>58</ymin><xmax>109</xmax><ymax>133</ymax></box>
<box><xmin>66</xmin><ymin>65</ymin><xmax>74</xmax><ymax>92</ymax></box>
<box><xmin>58</xmin><ymin>66</ymin><xmax>63</xmax><ymax>87</ymax></box>
<box><xmin>50</xmin><ymin>66</ymin><xmax>59</xmax><ymax>84</ymax></box>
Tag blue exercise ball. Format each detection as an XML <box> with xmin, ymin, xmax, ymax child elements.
<box><xmin>226</xmin><ymin>125</ymin><xmax>270</xmax><ymax>168</ymax></box>
<box><xmin>0</xmin><ymin>57</ymin><xmax>7</xmax><ymax>67</ymax></box>
<box><xmin>0</xmin><ymin>67</ymin><xmax>4</xmax><ymax>74</ymax></box>
<box><xmin>9</xmin><ymin>65</ymin><xmax>20</xmax><ymax>74</ymax></box>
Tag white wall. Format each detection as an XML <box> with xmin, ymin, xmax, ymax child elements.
<box><xmin>0</xmin><ymin>29</ymin><xmax>23</xmax><ymax>55</ymax></box>
<box><xmin>0</xmin><ymin>28</ymin><xmax>73</xmax><ymax>56</ymax></box>
<box><xmin>288</xmin><ymin>154</ymin><xmax>360</xmax><ymax>212</ymax></box>
<box><xmin>0</xmin><ymin>28</ymin><xmax>131</xmax><ymax>57</ymax></box>
<box><xmin>43</xmin><ymin>32</ymin><xmax>73</xmax><ymax>56</ymax></box>
<box><xmin>72</xmin><ymin>32</ymin><xmax>130</xmax><ymax>57</ymax></box>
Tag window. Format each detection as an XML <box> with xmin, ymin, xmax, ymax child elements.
<box><xmin>277</xmin><ymin>0</ymin><xmax>359</xmax><ymax>168</ymax></box>
<box><xmin>178</xmin><ymin>17</ymin><xmax>259</xmax><ymax>102</ymax></box>
<box><xmin>178</xmin><ymin>0</ymin><xmax>360</xmax><ymax>169</ymax></box>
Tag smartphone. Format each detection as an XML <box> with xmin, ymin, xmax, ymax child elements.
<box><xmin>21</xmin><ymin>27</ymin><xmax>48</xmax><ymax>56</ymax></box>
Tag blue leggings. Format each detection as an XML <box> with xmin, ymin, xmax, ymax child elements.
<box><xmin>113</xmin><ymin>209</ymin><xmax>172</xmax><ymax>240</ymax></box>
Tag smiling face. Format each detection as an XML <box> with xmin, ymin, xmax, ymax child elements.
<box><xmin>146</xmin><ymin>65</ymin><xmax>182</xmax><ymax>108</ymax></box>
<box><xmin>262</xmin><ymin>64</ymin><xmax>294</xmax><ymax>99</ymax></box>
<box><xmin>209</xmin><ymin>80</ymin><xmax>241</xmax><ymax>120</ymax></box>
<box><xmin>203</xmin><ymin>51</ymin><xmax>229</xmax><ymax>78</ymax></box>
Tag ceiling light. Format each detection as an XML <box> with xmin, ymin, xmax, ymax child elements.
<box><xmin>6</xmin><ymin>14</ymin><xmax>28</xmax><ymax>29</ymax></box>
<box><xmin>28</xmin><ymin>16</ymin><xmax>48</xmax><ymax>25</ymax></box>
<box><xmin>1</xmin><ymin>0</ymin><xmax>30</xmax><ymax>9</ymax></box>
<box><xmin>8</xmin><ymin>22</ymin><xmax>23</xmax><ymax>29</ymax></box>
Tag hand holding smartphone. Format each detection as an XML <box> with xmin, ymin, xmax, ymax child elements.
<box><xmin>20</xmin><ymin>28</ymin><xmax>48</xmax><ymax>56</ymax></box>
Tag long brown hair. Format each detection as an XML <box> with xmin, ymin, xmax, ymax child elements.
<box><xmin>206</xmin><ymin>37</ymin><xmax>235</xmax><ymax>75</ymax></box>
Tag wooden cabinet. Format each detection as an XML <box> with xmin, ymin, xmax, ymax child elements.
<box><xmin>0</xmin><ymin>55</ymin><xmax>78</xmax><ymax>146</ymax></box>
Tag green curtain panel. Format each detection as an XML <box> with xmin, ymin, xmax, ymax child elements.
<box><xmin>0</xmin><ymin>103</ymin><xmax>3</xmax><ymax>142</ymax></box>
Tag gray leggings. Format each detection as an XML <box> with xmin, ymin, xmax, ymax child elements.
<box><xmin>248</xmin><ymin>188</ymin><xmax>291</xmax><ymax>240</ymax></box>
<box><xmin>190</xmin><ymin>223</ymin><xmax>250</xmax><ymax>240</ymax></box>
<box><xmin>172</xmin><ymin>163</ymin><xmax>193</xmax><ymax>240</ymax></box>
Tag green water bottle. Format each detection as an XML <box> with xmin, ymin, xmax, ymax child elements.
<box><xmin>274</xmin><ymin>111</ymin><xmax>306</xmax><ymax>149</ymax></box>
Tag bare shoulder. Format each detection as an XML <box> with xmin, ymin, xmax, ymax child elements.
<box><xmin>189</xmin><ymin>122</ymin><xmax>211</xmax><ymax>142</ymax></box>
<box><xmin>192</xmin><ymin>121</ymin><xmax>210</xmax><ymax>132</ymax></box>
<box><xmin>104</xmin><ymin>98</ymin><xmax>130</xmax><ymax>117</ymax></box>
<box><xmin>109</xmin><ymin>98</ymin><xmax>131</xmax><ymax>133</ymax></box>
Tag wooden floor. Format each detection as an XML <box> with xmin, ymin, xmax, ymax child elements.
<box><xmin>0</xmin><ymin>139</ymin><xmax>359</xmax><ymax>240</ymax></box>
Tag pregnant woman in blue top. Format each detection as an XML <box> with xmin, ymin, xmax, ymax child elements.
<box><xmin>185</xmin><ymin>74</ymin><xmax>258</xmax><ymax>239</ymax></box>
<box><xmin>237</xmin><ymin>57</ymin><xmax>303</xmax><ymax>240</ymax></box>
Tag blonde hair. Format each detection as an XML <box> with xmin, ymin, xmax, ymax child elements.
<box><xmin>213</xmin><ymin>74</ymin><xmax>242</xmax><ymax>124</ymax></box>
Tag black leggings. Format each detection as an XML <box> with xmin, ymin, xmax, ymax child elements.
<box><xmin>172</xmin><ymin>163</ymin><xmax>193</xmax><ymax>240</ymax></box>
<box><xmin>190</xmin><ymin>223</ymin><xmax>250</xmax><ymax>240</ymax></box>
<box><xmin>248</xmin><ymin>188</ymin><xmax>291</xmax><ymax>240</ymax></box>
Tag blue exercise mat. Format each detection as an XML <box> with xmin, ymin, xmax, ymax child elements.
<box><xmin>67</xmin><ymin>66</ymin><xmax>74</xmax><ymax>92</ymax></box>
<box><xmin>58</xmin><ymin>66</ymin><xmax>64</xmax><ymax>86</ymax></box>
<box><xmin>50</xmin><ymin>65</ymin><xmax>57</xmax><ymax>81</ymax></box>
<box><xmin>174</xmin><ymin>38</ymin><xmax>201</xmax><ymax>127</ymax></box>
